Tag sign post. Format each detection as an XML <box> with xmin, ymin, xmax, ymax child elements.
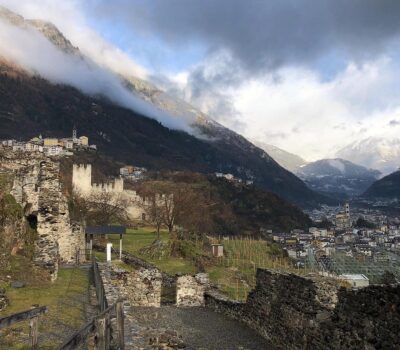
<box><xmin>106</xmin><ymin>243</ymin><xmax>112</xmax><ymax>262</ymax></box>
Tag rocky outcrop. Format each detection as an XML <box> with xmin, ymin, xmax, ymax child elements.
<box><xmin>206</xmin><ymin>269</ymin><xmax>400</xmax><ymax>350</ymax></box>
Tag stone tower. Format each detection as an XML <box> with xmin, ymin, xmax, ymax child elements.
<box><xmin>72</xmin><ymin>126</ymin><xmax>77</xmax><ymax>141</ymax></box>
<box><xmin>72</xmin><ymin>164</ymin><xmax>92</xmax><ymax>195</ymax></box>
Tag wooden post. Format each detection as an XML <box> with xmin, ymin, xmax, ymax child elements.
<box><xmin>29</xmin><ymin>316</ymin><xmax>38</xmax><ymax>350</ymax></box>
<box><xmin>94</xmin><ymin>316</ymin><xmax>106</xmax><ymax>350</ymax></box>
<box><xmin>76</xmin><ymin>248</ymin><xmax>80</xmax><ymax>266</ymax></box>
<box><xmin>90</xmin><ymin>234</ymin><xmax>93</xmax><ymax>259</ymax></box>
<box><xmin>105</xmin><ymin>313</ymin><xmax>111</xmax><ymax>349</ymax></box>
<box><xmin>119</xmin><ymin>234</ymin><xmax>122</xmax><ymax>260</ymax></box>
<box><xmin>116</xmin><ymin>301</ymin><xmax>125</xmax><ymax>349</ymax></box>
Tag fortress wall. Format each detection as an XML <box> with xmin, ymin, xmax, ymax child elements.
<box><xmin>206</xmin><ymin>269</ymin><xmax>400</xmax><ymax>349</ymax></box>
<box><xmin>72</xmin><ymin>164</ymin><xmax>92</xmax><ymax>195</ymax></box>
<box><xmin>72</xmin><ymin>164</ymin><xmax>145</xmax><ymax>221</ymax></box>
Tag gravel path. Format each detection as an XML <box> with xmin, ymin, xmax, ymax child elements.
<box><xmin>127</xmin><ymin>305</ymin><xmax>273</xmax><ymax>350</ymax></box>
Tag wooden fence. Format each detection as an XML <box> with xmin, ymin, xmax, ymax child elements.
<box><xmin>0</xmin><ymin>305</ymin><xmax>48</xmax><ymax>350</ymax></box>
<box><xmin>58</xmin><ymin>255</ymin><xmax>125</xmax><ymax>350</ymax></box>
<box><xmin>92</xmin><ymin>254</ymin><xmax>108</xmax><ymax>312</ymax></box>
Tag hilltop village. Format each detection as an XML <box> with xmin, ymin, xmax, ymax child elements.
<box><xmin>1</xmin><ymin>127</ymin><xmax>96</xmax><ymax>157</ymax></box>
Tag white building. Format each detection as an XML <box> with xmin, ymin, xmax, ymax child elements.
<box><xmin>44</xmin><ymin>145</ymin><xmax>63</xmax><ymax>156</ymax></box>
<box><xmin>339</xmin><ymin>274</ymin><xmax>369</xmax><ymax>288</ymax></box>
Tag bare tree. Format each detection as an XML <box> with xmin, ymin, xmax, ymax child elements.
<box><xmin>137</xmin><ymin>181</ymin><xmax>212</xmax><ymax>236</ymax></box>
<box><xmin>139</xmin><ymin>194</ymin><xmax>165</xmax><ymax>239</ymax></box>
<box><xmin>88</xmin><ymin>191</ymin><xmax>129</xmax><ymax>225</ymax></box>
<box><xmin>70</xmin><ymin>190</ymin><xmax>130</xmax><ymax>226</ymax></box>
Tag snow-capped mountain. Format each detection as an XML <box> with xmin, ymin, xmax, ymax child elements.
<box><xmin>336</xmin><ymin>137</ymin><xmax>400</xmax><ymax>175</ymax></box>
<box><xmin>297</xmin><ymin>158</ymin><xmax>381</xmax><ymax>197</ymax></box>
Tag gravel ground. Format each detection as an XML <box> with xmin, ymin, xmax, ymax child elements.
<box><xmin>128</xmin><ymin>305</ymin><xmax>273</xmax><ymax>350</ymax></box>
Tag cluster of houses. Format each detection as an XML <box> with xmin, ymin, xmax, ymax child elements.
<box><xmin>215</xmin><ymin>172</ymin><xmax>254</xmax><ymax>185</ymax></box>
<box><xmin>0</xmin><ymin>128</ymin><xmax>96</xmax><ymax>157</ymax></box>
<box><xmin>119</xmin><ymin>165</ymin><xmax>147</xmax><ymax>181</ymax></box>
<box><xmin>269</xmin><ymin>221</ymin><xmax>400</xmax><ymax>286</ymax></box>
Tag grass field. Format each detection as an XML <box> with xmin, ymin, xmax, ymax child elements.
<box><xmin>102</xmin><ymin>227</ymin><xmax>305</xmax><ymax>301</ymax></box>
<box><xmin>106</xmin><ymin>227</ymin><xmax>196</xmax><ymax>275</ymax></box>
<box><xmin>0</xmin><ymin>266</ymin><xmax>90</xmax><ymax>350</ymax></box>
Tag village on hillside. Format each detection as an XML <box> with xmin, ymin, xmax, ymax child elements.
<box><xmin>0</xmin><ymin>127</ymin><xmax>96</xmax><ymax>157</ymax></box>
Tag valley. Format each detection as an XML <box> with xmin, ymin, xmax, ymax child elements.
<box><xmin>0</xmin><ymin>3</ymin><xmax>399</xmax><ymax>350</ymax></box>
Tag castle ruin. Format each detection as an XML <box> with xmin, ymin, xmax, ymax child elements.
<box><xmin>72</xmin><ymin>164</ymin><xmax>145</xmax><ymax>220</ymax></box>
<box><xmin>1</xmin><ymin>151</ymin><xmax>85</xmax><ymax>281</ymax></box>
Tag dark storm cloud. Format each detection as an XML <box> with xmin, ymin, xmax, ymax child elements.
<box><xmin>92</xmin><ymin>0</ymin><xmax>400</xmax><ymax>73</ymax></box>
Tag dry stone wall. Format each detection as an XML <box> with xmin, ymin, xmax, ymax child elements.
<box><xmin>206</xmin><ymin>268</ymin><xmax>400</xmax><ymax>350</ymax></box>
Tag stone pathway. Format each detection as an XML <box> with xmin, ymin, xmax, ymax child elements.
<box><xmin>126</xmin><ymin>305</ymin><xmax>273</xmax><ymax>350</ymax></box>
<box><xmin>99</xmin><ymin>262</ymin><xmax>272</xmax><ymax>350</ymax></box>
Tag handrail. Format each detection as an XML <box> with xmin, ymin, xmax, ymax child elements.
<box><xmin>92</xmin><ymin>254</ymin><xmax>108</xmax><ymax>312</ymax></box>
<box><xmin>58</xmin><ymin>257</ymin><xmax>125</xmax><ymax>349</ymax></box>
<box><xmin>0</xmin><ymin>306</ymin><xmax>47</xmax><ymax>329</ymax></box>
<box><xmin>57</xmin><ymin>319</ymin><xmax>95</xmax><ymax>350</ymax></box>
<box><xmin>57</xmin><ymin>298</ymin><xmax>125</xmax><ymax>349</ymax></box>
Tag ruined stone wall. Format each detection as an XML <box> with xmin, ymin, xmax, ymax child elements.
<box><xmin>2</xmin><ymin>151</ymin><xmax>85</xmax><ymax>281</ymax></box>
<box><xmin>100</xmin><ymin>263</ymin><xmax>162</xmax><ymax>307</ymax></box>
<box><xmin>206</xmin><ymin>269</ymin><xmax>400</xmax><ymax>350</ymax></box>
<box><xmin>176</xmin><ymin>273</ymin><xmax>209</xmax><ymax>307</ymax></box>
<box><xmin>72</xmin><ymin>163</ymin><xmax>92</xmax><ymax>195</ymax></box>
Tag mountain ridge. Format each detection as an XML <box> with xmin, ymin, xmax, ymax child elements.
<box><xmin>255</xmin><ymin>142</ymin><xmax>307</xmax><ymax>173</ymax></box>
<box><xmin>0</xmin><ymin>6</ymin><xmax>329</xmax><ymax>207</ymax></box>
<box><xmin>297</xmin><ymin>158</ymin><xmax>381</xmax><ymax>197</ymax></box>
<box><xmin>336</xmin><ymin>137</ymin><xmax>400</xmax><ymax>175</ymax></box>
<box><xmin>363</xmin><ymin>170</ymin><xmax>400</xmax><ymax>200</ymax></box>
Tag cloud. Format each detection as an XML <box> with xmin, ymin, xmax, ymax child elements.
<box><xmin>229</xmin><ymin>60</ymin><xmax>400</xmax><ymax>161</ymax></box>
<box><xmin>389</xmin><ymin>119</ymin><xmax>400</xmax><ymax>126</ymax></box>
<box><xmin>0</xmin><ymin>0</ymin><xmax>148</xmax><ymax>79</ymax></box>
<box><xmin>0</xmin><ymin>6</ymin><xmax>191</xmax><ymax>132</ymax></box>
<box><xmin>91</xmin><ymin>0</ymin><xmax>400</xmax><ymax>74</ymax></box>
<box><xmin>2</xmin><ymin>0</ymin><xmax>400</xmax><ymax>165</ymax></box>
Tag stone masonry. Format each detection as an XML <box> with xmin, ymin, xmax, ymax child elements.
<box><xmin>100</xmin><ymin>263</ymin><xmax>162</xmax><ymax>307</ymax></box>
<box><xmin>2</xmin><ymin>151</ymin><xmax>85</xmax><ymax>281</ymax></box>
<box><xmin>206</xmin><ymin>268</ymin><xmax>400</xmax><ymax>350</ymax></box>
<box><xmin>176</xmin><ymin>273</ymin><xmax>209</xmax><ymax>307</ymax></box>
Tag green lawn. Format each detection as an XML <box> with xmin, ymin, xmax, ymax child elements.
<box><xmin>0</xmin><ymin>267</ymin><xmax>89</xmax><ymax>350</ymax></box>
<box><xmin>101</xmin><ymin>227</ymin><xmax>307</xmax><ymax>301</ymax></box>
<box><xmin>105</xmin><ymin>227</ymin><xmax>196</xmax><ymax>275</ymax></box>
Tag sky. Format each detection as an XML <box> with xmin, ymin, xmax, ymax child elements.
<box><xmin>1</xmin><ymin>0</ymin><xmax>400</xmax><ymax>161</ymax></box>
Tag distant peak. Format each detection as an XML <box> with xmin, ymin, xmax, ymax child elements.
<box><xmin>0</xmin><ymin>5</ymin><xmax>79</xmax><ymax>56</ymax></box>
